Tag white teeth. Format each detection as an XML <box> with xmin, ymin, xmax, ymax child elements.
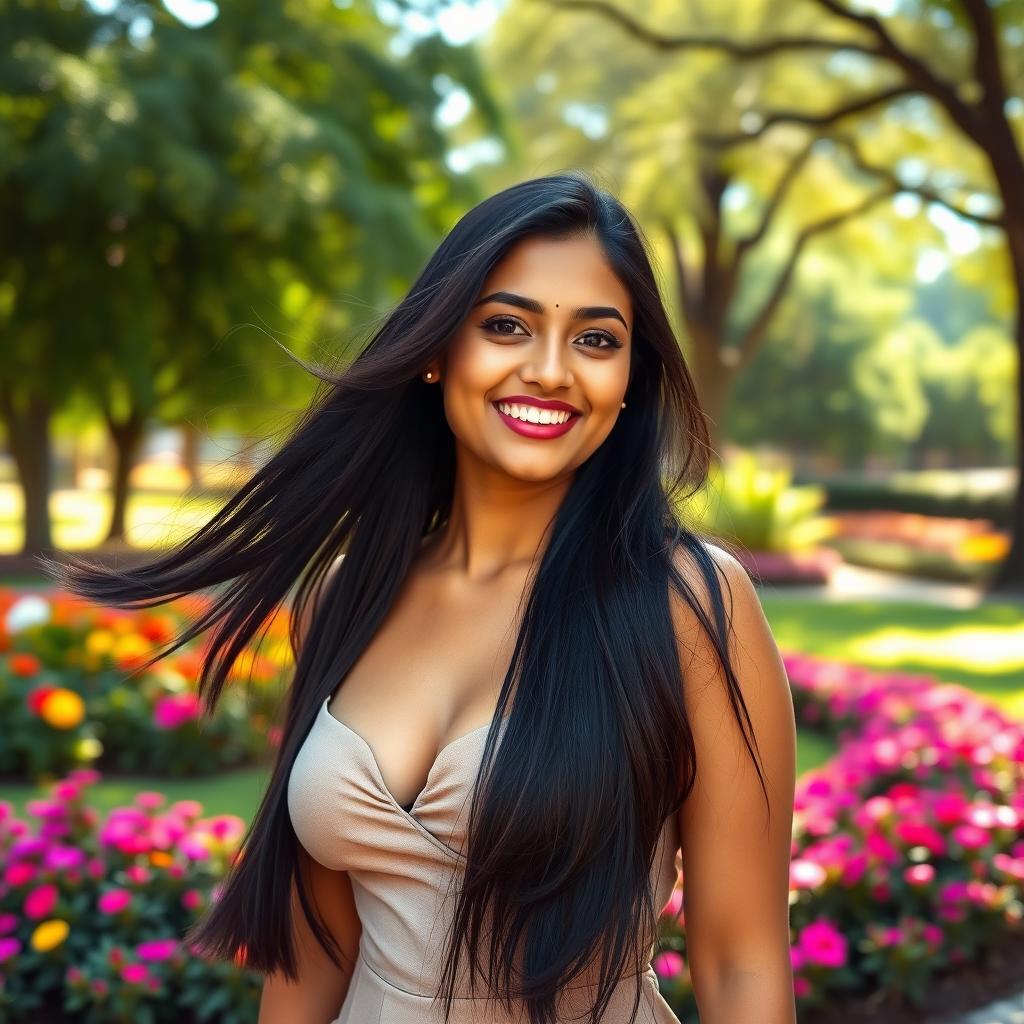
<box><xmin>496</xmin><ymin>402</ymin><xmax>572</xmax><ymax>424</ymax></box>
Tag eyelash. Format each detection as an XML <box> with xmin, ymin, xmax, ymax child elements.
<box><xmin>479</xmin><ymin>315</ymin><xmax>623</xmax><ymax>350</ymax></box>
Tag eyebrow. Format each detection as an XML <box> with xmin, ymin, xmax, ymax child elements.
<box><xmin>474</xmin><ymin>290</ymin><xmax>629</xmax><ymax>331</ymax></box>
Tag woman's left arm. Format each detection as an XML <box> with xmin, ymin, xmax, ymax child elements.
<box><xmin>670</xmin><ymin>543</ymin><xmax>798</xmax><ymax>1024</ymax></box>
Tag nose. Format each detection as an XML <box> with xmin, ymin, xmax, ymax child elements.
<box><xmin>520</xmin><ymin>332</ymin><xmax>574</xmax><ymax>392</ymax></box>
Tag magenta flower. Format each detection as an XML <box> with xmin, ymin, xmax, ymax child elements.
<box><xmin>797</xmin><ymin>920</ymin><xmax>848</xmax><ymax>969</ymax></box>
<box><xmin>652</xmin><ymin>951</ymin><xmax>684</xmax><ymax>979</ymax></box>
<box><xmin>98</xmin><ymin>889</ymin><xmax>133</xmax><ymax>915</ymax></box>
<box><xmin>24</xmin><ymin>882</ymin><xmax>59</xmax><ymax>920</ymax></box>
<box><xmin>5</xmin><ymin>862</ymin><xmax>38</xmax><ymax>887</ymax></box>
<box><xmin>153</xmin><ymin>693</ymin><xmax>202</xmax><ymax>730</ymax></box>
<box><xmin>0</xmin><ymin>937</ymin><xmax>22</xmax><ymax>961</ymax></box>
<box><xmin>135</xmin><ymin>938</ymin><xmax>179</xmax><ymax>962</ymax></box>
<box><xmin>121</xmin><ymin>963</ymin><xmax>150</xmax><ymax>985</ymax></box>
<box><xmin>0</xmin><ymin>914</ymin><xmax>18</xmax><ymax>935</ymax></box>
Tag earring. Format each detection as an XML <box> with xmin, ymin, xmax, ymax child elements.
<box><xmin>621</xmin><ymin>400</ymin><xmax>626</xmax><ymax>408</ymax></box>
<box><xmin>425</xmin><ymin>371</ymin><xmax>433</xmax><ymax>380</ymax></box>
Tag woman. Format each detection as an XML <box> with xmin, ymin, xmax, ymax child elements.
<box><xmin>46</xmin><ymin>172</ymin><xmax>797</xmax><ymax>1023</ymax></box>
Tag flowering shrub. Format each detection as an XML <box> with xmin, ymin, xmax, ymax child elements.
<box><xmin>653</xmin><ymin>654</ymin><xmax>1024</xmax><ymax>1018</ymax></box>
<box><xmin>0</xmin><ymin>768</ymin><xmax>260</xmax><ymax>1023</ymax></box>
<box><xmin>0</xmin><ymin>590</ymin><xmax>291</xmax><ymax>780</ymax></box>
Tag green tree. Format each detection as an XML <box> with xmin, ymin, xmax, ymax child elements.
<box><xmin>0</xmin><ymin>0</ymin><xmax>500</xmax><ymax>553</ymax></box>
<box><xmin>541</xmin><ymin>0</ymin><xmax>1024</xmax><ymax>589</ymax></box>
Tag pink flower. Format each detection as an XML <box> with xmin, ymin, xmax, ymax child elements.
<box><xmin>0</xmin><ymin>937</ymin><xmax>21</xmax><ymax>961</ymax></box>
<box><xmin>904</xmin><ymin>863</ymin><xmax>935</xmax><ymax>886</ymax></box>
<box><xmin>90</xmin><ymin>978</ymin><xmax>109</xmax><ymax>997</ymax></box>
<box><xmin>153</xmin><ymin>693</ymin><xmax>202</xmax><ymax>730</ymax></box>
<box><xmin>652</xmin><ymin>951</ymin><xmax>684</xmax><ymax>979</ymax></box>
<box><xmin>797</xmin><ymin>920</ymin><xmax>848</xmax><ymax>969</ymax></box>
<box><xmin>5</xmin><ymin>862</ymin><xmax>37</xmax><ymax>887</ymax></box>
<box><xmin>24</xmin><ymin>883</ymin><xmax>58</xmax><ymax>920</ymax></box>
<box><xmin>0</xmin><ymin>914</ymin><xmax>18</xmax><ymax>935</ymax></box>
<box><xmin>953</xmin><ymin>824</ymin><xmax>989</xmax><ymax>851</ymax></box>
<box><xmin>660</xmin><ymin>889</ymin><xmax>682</xmax><ymax>918</ymax></box>
<box><xmin>121</xmin><ymin>963</ymin><xmax>150</xmax><ymax>985</ymax></box>
<box><xmin>135</xmin><ymin>938</ymin><xmax>179</xmax><ymax>962</ymax></box>
<box><xmin>124</xmin><ymin>864</ymin><xmax>151</xmax><ymax>885</ymax></box>
<box><xmin>53</xmin><ymin>781</ymin><xmax>81</xmax><ymax>802</ymax></box>
<box><xmin>98</xmin><ymin>889</ymin><xmax>132</xmax><ymax>915</ymax></box>
<box><xmin>134</xmin><ymin>791</ymin><xmax>166</xmax><ymax>811</ymax></box>
<box><xmin>790</xmin><ymin>859</ymin><xmax>827</xmax><ymax>890</ymax></box>
<box><xmin>793</xmin><ymin>975</ymin><xmax>812</xmax><ymax>998</ymax></box>
<box><xmin>181</xmin><ymin>888</ymin><xmax>204</xmax><ymax>911</ymax></box>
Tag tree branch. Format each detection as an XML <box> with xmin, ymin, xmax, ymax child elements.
<box><xmin>736</xmin><ymin>138</ymin><xmax>818</xmax><ymax>254</ymax></box>
<box><xmin>832</xmin><ymin>134</ymin><xmax>1005</xmax><ymax>228</ymax></box>
<box><xmin>958</xmin><ymin>0</ymin><xmax>1009</xmax><ymax>117</ymax></box>
<box><xmin>697</xmin><ymin>85</ymin><xmax>917</xmax><ymax>147</ymax></box>
<box><xmin>807</xmin><ymin>0</ymin><xmax>981</xmax><ymax>141</ymax></box>
<box><xmin>541</xmin><ymin>0</ymin><xmax>881</xmax><ymax>58</ymax></box>
<box><xmin>735</xmin><ymin>188</ymin><xmax>896</xmax><ymax>369</ymax></box>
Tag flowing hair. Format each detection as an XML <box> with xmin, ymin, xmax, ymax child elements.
<box><xmin>40</xmin><ymin>170</ymin><xmax>769</xmax><ymax>1024</ymax></box>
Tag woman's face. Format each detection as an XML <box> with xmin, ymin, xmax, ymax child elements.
<box><xmin>437</xmin><ymin>232</ymin><xmax>633</xmax><ymax>483</ymax></box>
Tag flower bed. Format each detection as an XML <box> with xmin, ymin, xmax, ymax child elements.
<box><xmin>654</xmin><ymin>653</ymin><xmax>1024</xmax><ymax>1020</ymax></box>
<box><xmin>0</xmin><ymin>769</ymin><xmax>261</xmax><ymax>1023</ymax></box>
<box><xmin>0</xmin><ymin>591</ymin><xmax>289</xmax><ymax>780</ymax></box>
<box><xmin>1</xmin><ymin>650</ymin><xmax>1021</xmax><ymax>1021</ymax></box>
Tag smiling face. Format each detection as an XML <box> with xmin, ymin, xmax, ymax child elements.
<box><xmin>435</xmin><ymin>232</ymin><xmax>633</xmax><ymax>483</ymax></box>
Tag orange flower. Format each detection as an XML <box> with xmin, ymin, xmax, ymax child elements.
<box><xmin>148</xmin><ymin>851</ymin><xmax>174</xmax><ymax>869</ymax></box>
<box><xmin>39</xmin><ymin>689</ymin><xmax>86</xmax><ymax>730</ymax></box>
<box><xmin>8</xmin><ymin>653</ymin><xmax>42</xmax><ymax>677</ymax></box>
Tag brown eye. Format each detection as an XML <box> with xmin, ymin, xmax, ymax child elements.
<box><xmin>480</xmin><ymin>315</ymin><xmax>527</xmax><ymax>336</ymax></box>
<box><xmin>577</xmin><ymin>331</ymin><xmax>622</xmax><ymax>350</ymax></box>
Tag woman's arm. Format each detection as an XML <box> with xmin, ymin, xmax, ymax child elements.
<box><xmin>670</xmin><ymin>543</ymin><xmax>798</xmax><ymax>1024</ymax></box>
<box><xmin>257</xmin><ymin>846</ymin><xmax>363</xmax><ymax>1024</ymax></box>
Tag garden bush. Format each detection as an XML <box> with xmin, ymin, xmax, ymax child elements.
<box><xmin>0</xmin><ymin>769</ymin><xmax>261</xmax><ymax>1023</ymax></box>
<box><xmin>0</xmin><ymin>590</ymin><xmax>289</xmax><ymax>781</ymax></box>
<box><xmin>654</xmin><ymin>653</ymin><xmax>1024</xmax><ymax>1019</ymax></box>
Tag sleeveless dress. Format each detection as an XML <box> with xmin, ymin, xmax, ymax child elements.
<box><xmin>287</xmin><ymin>695</ymin><xmax>683</xmax><ymax>1023</ymax></box>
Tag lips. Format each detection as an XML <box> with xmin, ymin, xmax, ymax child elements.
<box><xmin>492</xmin><ymin>399</ymin><xmax>582</xmax><ymax>439</ymax></box>
<box><xmin>493</xmin><ymin>394</ymin><xmax>582</xmax><ymax>415</ymax></box>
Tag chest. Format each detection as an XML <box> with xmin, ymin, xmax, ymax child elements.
<box><xmin>325</xmin><ymin>571</ymin><xmax>524</xmax><ymax>809</ymax></box>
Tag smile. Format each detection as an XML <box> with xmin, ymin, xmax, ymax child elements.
<box><xmin>492</xmin><ymin>400</ymin><xmax>581</xmax><ymax>439</ymax></box>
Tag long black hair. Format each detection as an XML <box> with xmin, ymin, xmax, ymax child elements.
<box><xmin>41</xmin><ymin>170</ymin><xmax>769</xmax><ymax>1024</ymax></box>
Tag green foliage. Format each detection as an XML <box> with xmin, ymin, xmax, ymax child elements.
<box><xmin>675</xmin><ymin>449</ymin><xmax>832</xmax><ymax>552</ymax></box>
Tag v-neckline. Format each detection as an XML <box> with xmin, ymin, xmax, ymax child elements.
<box><xmin>319</xmin><ymin>696</ymin><xmax>508</xmax><ymax>819</ymax></box>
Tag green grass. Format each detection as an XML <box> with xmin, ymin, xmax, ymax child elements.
<box><xmin>761</xmin><ymin>596</ymin><xmax>1024</xmax><ymax>718</ymax></box>
<box><xmin>0</xmin><ymin>764</ymin><xmax>273</xmax><ymax>820</ymax></box>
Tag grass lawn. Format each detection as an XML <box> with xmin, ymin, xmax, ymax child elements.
<box><xmin>0</xmin><ymin>594</ymin><xmax>1019</xmax><ymax>822</ymax></box>
<box><xmin>761</xmin><ymin>595</ymin><xmax>1024</xmax><ymax>718</ymax></box>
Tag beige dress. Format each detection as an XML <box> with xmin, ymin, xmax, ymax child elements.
<box><xmin>287</xmin><ymin>695</ymin><xmax>683</xmax><ymax>1023</ymax></box>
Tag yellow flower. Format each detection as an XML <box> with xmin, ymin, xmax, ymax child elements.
<box><xmin>113</xmin><ymin>634</ymin><xmax>151</xmax><ymax>661</ymax></box>
<box><xmin>39</xmin><ymin>689</ymin><xmax>85</xmax><ymax>730</ymax></box>
<box><xmin>85</xmin><ymin>630</ymin><xmax>115</xmax><ymax>656</ymax></box>
<box><xmin>31</xmin><ymin>919</ymin><xmax>69</xmax><ymax>952</ymax></box>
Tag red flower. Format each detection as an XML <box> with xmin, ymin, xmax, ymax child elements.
<box><xmin>9</xmin><ymin>653</ymin><xmax>42</xmax><ymax>678</ymax></box>
<box><xmin>137</xmin><ymin>614</ymin><xmax>176</xmax><ymax>644</ymax></box>
<box><xmin>27</xmin><ymin>685</ymin><xmax>58</xmax><ymax>715</ymax></box>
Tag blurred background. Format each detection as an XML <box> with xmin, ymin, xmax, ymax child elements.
<box><xmin>0</xmin><ymin>1</ymin><xmax>1021</xmax><ymax>1022</ymax></box>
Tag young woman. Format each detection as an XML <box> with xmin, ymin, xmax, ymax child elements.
<box><xmin>47</xmin><ymin>172</ymin><xmax>797</xmax><ymax>1023</ymax></box>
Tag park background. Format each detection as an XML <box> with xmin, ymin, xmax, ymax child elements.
<box><xmin>0</xmin><ymin>0</ymin><xmax>1022</xmax><ymax>1021</ymax></box>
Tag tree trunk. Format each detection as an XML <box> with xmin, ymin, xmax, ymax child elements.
<box><xmin>104</xmin><ymin>407</ymin><xmax>146</xmax><ymax>544</ymax></box>
<box><xmin>989</xmin><ymin>215</ymin><xmax>1024</xmax><ymax>594</ymax></box>
<box><xmin>0</xmin><ymin>389</ymin><xmax>54</xmax><ymax>557</ymax></box>
<box><xmin>181</xmin><ymin>422</ymin><xmax>202</xmax><ymax>489</ymax></box>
